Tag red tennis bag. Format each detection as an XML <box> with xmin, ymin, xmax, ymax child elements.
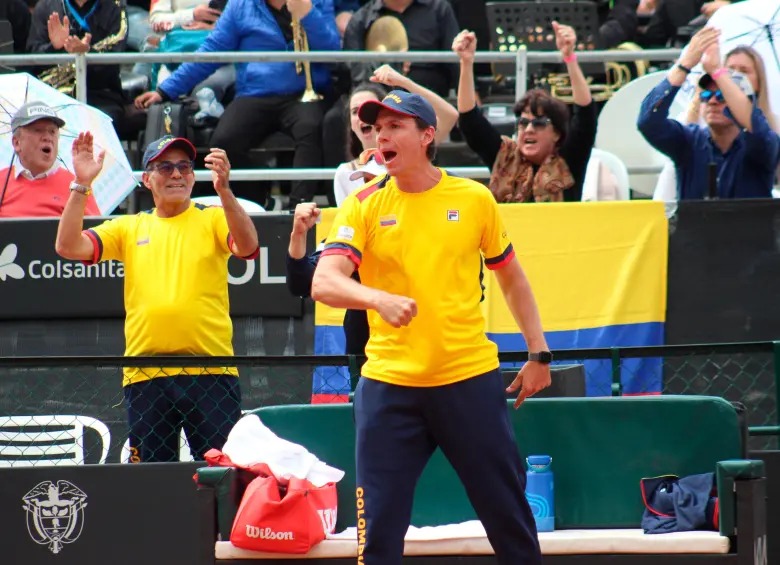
<box><xmin>202</xmin><ymin>449</ymin><xmax>339</xmax><ymax>554</ymax></box>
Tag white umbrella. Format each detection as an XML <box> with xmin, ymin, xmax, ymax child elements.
<box><xmin>673</xmin><ymin>0</ymin><xmax>780</xmax><ymax>120</ymax></box>
<box><xmin>0</xmin><ymin>72</ymin><xmax>138</xmax><ymax>215</ymax></box>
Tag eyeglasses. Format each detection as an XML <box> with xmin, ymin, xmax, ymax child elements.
<box><xmin>147</xmin><ymin>160</ymin><xmax>194</xmax><ymax>175</ymax></box>
<box><xmin>700</xmin><ymin>90</ymin><xmax>726</xmax><ymax>104</ymax></box>
<box><xmin>517</xmin><ymin>116</ymin><xmax>552</xmax><ymax>130</ymax></box>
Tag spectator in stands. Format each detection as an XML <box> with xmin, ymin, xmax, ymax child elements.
<box><xmin>653</xmin><ymin>44</ymin><xmax>778</xmax><ymax>201</ymax></box>
<box><xmin>54</xmin><ymin>133</ymin><xmax>259</xmax><ymax>463</ymax></box>
<box><xmin>286</xmin><ymin>202</ymin><xmax>369</xmax><ymax>359</ymax></box>
<box><xmin>135</xmin><ymin>0</ymin><xmax>340</xmax><ymax>211</ymax></box>
<box><xmin>27</xmin><ymin>0</ymin><xmax>143</xmax><ymax>140</ymax></box>
<box><xmin>321</xmin><ymin>0</ymin><xmax>460</xmax><ymax>172</ymax></box>
<box><xmin>0</xmin><ymin>102</ymin><xmax>100</xmax><ymax>218</ymax></box>
<box><xmin>333</xmin><ymin>65</ymin><xmax>458</xmax><ymax>205</ymax></box>
<box><xmin>597</xmin><ymin>0</ymin><xmax>639</xmax><ymax>48</ymax></box>
<box><xmin>0</xmin><ymin>0</ymin><xmax>32</xmax><ymax>53</ymax></box>
<box><xmin>454</xmin><ymin>24</ymin><xmax>597</xmax><ymax>203</ymax></box>
<box><xmin>638</xmin><ymin>27</ymin><xmax>780</xmax><ymax>200</ymax></box>
<box><xmin>143</xmin><ymin>0</ymin><xmax>234</xmax><ymax>122</ymax></box>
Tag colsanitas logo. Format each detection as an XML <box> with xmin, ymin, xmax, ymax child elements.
<box><xmin>245</xmin><ymin>525</ymin><xmax>294</xmax><ymax>540</ymax></box>
<box><xmin>0</xmin><ymin>243</ymin><xmax>124</xmax><ymax>282</ymax></box>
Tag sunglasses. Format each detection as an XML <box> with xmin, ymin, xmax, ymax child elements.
<box><xmin>517</xmin><ymin>116</ymin><xmax>552</xmax><ymax>129</ymax></box>
<box><xmin>700</xmin><ymin>90</ymin><xmax>726</xmax><ymax>104</ymax></box>
<box><xmin>147</xmin><ymin>160</ymin><xmax>195</xmax><ymax>175</ymax></box>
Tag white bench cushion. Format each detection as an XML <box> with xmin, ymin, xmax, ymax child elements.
<box><xmin>215</xmin><ymin>521</ymin><xmax>730</xmax><ymax>559</ymax></box>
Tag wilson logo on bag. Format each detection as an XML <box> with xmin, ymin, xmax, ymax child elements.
<box><xmin>245</xmin><ymin>526</ymin><xmax>295</xmax><ymax>540</ymax></box>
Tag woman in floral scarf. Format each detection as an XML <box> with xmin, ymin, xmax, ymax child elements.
<box><xmin>453</xmin><ymin>22</ymin><xmax>597</xmax><ymax>203</ymax></box>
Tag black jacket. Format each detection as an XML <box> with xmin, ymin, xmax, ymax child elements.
<box><xmin>342</xmin><ymin>0</ymin><xmax>459</xmax><ymax>97</ymax></box>
<box><xmin>0</xmin><ymin>0</ymin><xmax>32</xmax><ymax>53</ymax></box>
<box><xmin>27</xmin><ymin>0</ymin><xmax>126</xmax><ymax>94</ymax></box>
<box><xmin>286</xmin><ymin>244</ymin><xmax>369</xmax><ymax>358</ymax></box>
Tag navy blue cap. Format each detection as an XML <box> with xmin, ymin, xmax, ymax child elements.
<box><xmin>142</xmin><ymin>135</ymin><xmax>197</xmax><ymax>169</ymax></box>
<box><xmin>358</xmin><ymin>90</ymin><xmax>437</xmax><ymax>130</ymax></box>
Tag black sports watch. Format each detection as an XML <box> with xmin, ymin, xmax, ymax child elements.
<box><xmin>528</xmin><ymin>351</ymin><xmax>553</xmax><ymax>364</ymax></box>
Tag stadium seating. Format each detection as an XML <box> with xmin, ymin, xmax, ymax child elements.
<box><xmin>195</xmin><ymin>395</ymin><xmax>768</xmax><ymax>564</ymax></box>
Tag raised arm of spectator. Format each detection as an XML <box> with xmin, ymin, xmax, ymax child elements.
<box><xmin>702</xmin><ymin>41</ymin><xmax>753</xmax><ymax>132</ymax></box>
<box><xmin>637</xmin><ymin>27</ymin><xmax>719</xmax><ymax>160</ymax></box>
<box><xmin>453</xmin><ymin>30</ymin><xmax>503</xmax><ymax>170</ymax></box>
<box><xmin>27</xmin><ymin>3</ymin><xmax>65</xmax><ymax>53</ymax></box>
<box><xmin>553</xmin><ymin>22</ymin><xmax>592</xmax><ymax>108</ymax></box>
<box><xmin>155</xmin><ymin>0</ymin><xmax>241</xmax><ymax>101</ymax></box>
<box><xmin>286</xmin><ymin>203</ymin><xmax>322</xmax><ymax>297</ymax></box>
<box><xmin>295</xmin><ymin>0</ymin><xmax>341</xmax><ymax>51</ymax></box>
<box><xmin>370</xmin><ymin>65</ymin><xmax>459</xmax><ymax>143</ymax></box>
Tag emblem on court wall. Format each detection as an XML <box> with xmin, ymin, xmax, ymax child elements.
<box><xmin>23</xmin><ymin>480</ymin><xmax>88</xmax><ymax>554</ymax></box>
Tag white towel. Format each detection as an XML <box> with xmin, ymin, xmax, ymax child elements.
<box><xmin>222</xmin><ymin>414</ymin><xmax>345</xmax><ymax>487</ymax></box>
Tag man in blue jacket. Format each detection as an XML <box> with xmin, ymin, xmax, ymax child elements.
<box><xmin>136</xmin><ymin>0</ymin><xmax>341</xmax><ymax>210</ymax></box>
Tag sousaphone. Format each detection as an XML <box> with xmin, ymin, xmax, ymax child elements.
<box><xmin>365</xmin><ymin>16</ymin><xmax>410</xmax><ymax>74</ymax></box>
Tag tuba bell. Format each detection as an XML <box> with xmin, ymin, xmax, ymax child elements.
<box><xmin>291</xmin><ymin>17</ymin><xmax>322</xmax><ymax>103</ymax></box>
<box><xmin>365</xmin><ymin>15</ymin><xmax>409</xmax><ymax>75</ymax></box>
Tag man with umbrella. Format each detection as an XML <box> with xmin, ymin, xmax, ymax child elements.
<box><xmin>0</xmin><ymin>102</ymin><xmax>100</xmax><ymax>218</ymax></box>
<box><xmin>54</xmin><ymin>133</ymin><xmax>259</xmax><ymax>463</ymax></box>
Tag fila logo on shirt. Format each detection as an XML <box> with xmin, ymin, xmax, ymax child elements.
<box><xmin>447</xmin><ymin>210</ymin><xmax>459</xmax><ymax>222</ymax></box>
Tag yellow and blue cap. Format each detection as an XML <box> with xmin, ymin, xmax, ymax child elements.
<box><xmin>358</xmin><ymin>90</ymin><xmax>437</xmax><ymax>130</ymax></box>
<box><xmin>142</xmin><ymin>135</ymin><xmax>197</xmax><ymax>169</ymax></box>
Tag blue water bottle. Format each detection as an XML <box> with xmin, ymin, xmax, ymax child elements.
<box><xmin>525</xmin><ymin>455</ymin><xmax>555</xmax><ymax>532</ymax></box>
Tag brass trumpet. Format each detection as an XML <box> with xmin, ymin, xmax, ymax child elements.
<box><xmin>291</xmin><ymin>17</ymin><xmax>322</xmax><ymax>103</ymax></box>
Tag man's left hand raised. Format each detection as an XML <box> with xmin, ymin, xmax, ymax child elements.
<box><xmin>205</xmin><ymin>147</ymin><xmax>231</xmax><ymax>193</ymax></box>
<box><xmin>72</xmin><ymin>132</ymin><xmax>106</xmax><ymax>185</ymax></box>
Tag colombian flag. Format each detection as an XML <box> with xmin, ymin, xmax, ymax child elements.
<box><xmin>313</xmin><ymin>201</ymin><xmax>668</xmax><ymax>402</ymax></box>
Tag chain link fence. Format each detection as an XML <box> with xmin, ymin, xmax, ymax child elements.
<box><xmin>0</xmin><ymin>343</ymin><xmax>777</xmax><ymax>466</ymax></box>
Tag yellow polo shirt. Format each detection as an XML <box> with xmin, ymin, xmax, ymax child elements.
<box><xmin>322</xmin><ymin>170</ymin><xmax>515</xmax><ymax>387</ymax></box>
<box><xmin>83</xmin><ymin>203</ymin><xmax>257</xmax><ymax>386</ymax></box>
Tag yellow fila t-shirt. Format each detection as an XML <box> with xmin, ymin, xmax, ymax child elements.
<box><xmin>83</xmin><ymin>203</ymin><xmax>255</xmax><ymax>386</ymax></box>
<box><xmin>322</xmin><ymin>169</ymin><xmax>515</xmax><ymax>387</ymax></box>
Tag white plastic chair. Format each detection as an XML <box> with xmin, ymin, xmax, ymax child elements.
<box><xmin>582</xmin><ymin>148</ymin><xmax>631</xmax><ymax>201</ymax></box>
<box><xmin>595</xmin><ymin>71</ymin><xmax>688</xmax><ymax>197</ymax></box>
<box><xmin>0</xmin><ymin>415</ymin><xmax>111</xmax><ymax>467</ymax></box>
<box><xmin>191</xmin><ymin>196</ymin><xmax>266</xmax><ymax>213</ymax></box>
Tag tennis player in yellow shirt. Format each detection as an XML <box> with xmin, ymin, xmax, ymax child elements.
<box><xmin>312</xmin><ymin>91</ymin><xmax>552</xmax><ymax>565</ymax></box>
<box><xmin>55</xmin><ymin>132</ymin><xmax>259</xmax><ymax>463</ymax></box>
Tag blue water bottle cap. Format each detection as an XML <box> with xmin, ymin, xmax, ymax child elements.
<box><xmin>527</xmin><ymin>455</ymin><xmax>552</xmax><ymax>471</ymax></box>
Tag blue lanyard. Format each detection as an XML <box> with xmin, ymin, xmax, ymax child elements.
<box><xmin>63</xmin><ymin>0</ymin><xmax>99</xmax><ymax>33</ymax></box>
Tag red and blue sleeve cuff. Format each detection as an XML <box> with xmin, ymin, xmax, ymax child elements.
<box><xmin>81</xmin><ymin>229</ymin><xmax>103</xmax><ymax>266</ymax></box>
<box><xmin>227</xmin><ymin>234</ymin><xmax>260</xmax><ymax>260</ymax></box>
<box><xmin>321</xmin><ymin>242</ymin><xmax>362</xmax><ymax>268</ymax></box>
<box><xmin>485</xmin><ymin>243</ymin><xmax>515</xmax><ymax>270</ymax></box>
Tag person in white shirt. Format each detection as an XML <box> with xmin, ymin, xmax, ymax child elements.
<box><xmin>332</xmin><ymin>64</ymin><xmax>458</xmax><ymax>207</ymax></box>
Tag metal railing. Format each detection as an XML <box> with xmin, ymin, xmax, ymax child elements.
<box><xmin>0</xmin><ymin>340</ymin><xmax>777</xmax><ymax>465</ymax></box>
<box><xmin>3</xmin><ymin>48</ymin><xmax>678</xmax><ymax>187</ymax></box>
<box><xmin>1</xmin><ymin>47</ymin><xmax>682</xmax><ymax>104</ymax></box>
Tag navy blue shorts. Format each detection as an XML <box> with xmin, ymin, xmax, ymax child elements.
<box><xmin>124</xmin><ymin>374</ymin><xmax>241</xmax><ymax>463</ymax></box>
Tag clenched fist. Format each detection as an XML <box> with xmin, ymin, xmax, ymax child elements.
<box><xmin>292</xmin><ymin>202</ymin><xmax>320</xmax><ymax>235</ymax></box>
<box><xmin>375</xmin><ymin>292</ymin><xmax>417</xmax><ymax>328</ymax></box>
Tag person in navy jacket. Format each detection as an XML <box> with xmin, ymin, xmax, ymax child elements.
<box><xmin>136</xmin><ymin>0</ymin><xmax>341</xmax><ymax>210</ymax></box>
<box><xmin>637</xmin><ymin>26</ymin><xmax>780</xmax><ymax>200</ymax></box>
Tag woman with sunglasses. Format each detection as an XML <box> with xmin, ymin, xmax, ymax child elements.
<box><xmin>453</xmin><ymin>22</ymin><xmax>596</xmax><ymax>203</ymax></box>
<box><xmin>638</xmin><ymin>26</ymin><xmax>780</xmax><ymax>200</ymax></box>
